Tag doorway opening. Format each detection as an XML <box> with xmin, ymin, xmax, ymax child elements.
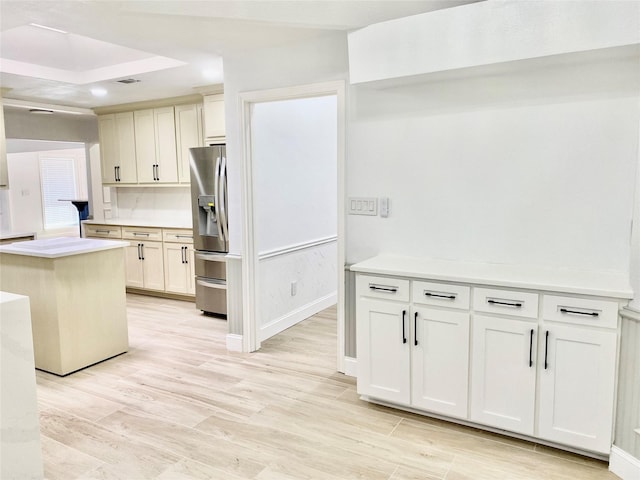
<box><xmin>240</xmin><ymin>81</ymin><xmax>346</xmax><ymax>371</ymax></box>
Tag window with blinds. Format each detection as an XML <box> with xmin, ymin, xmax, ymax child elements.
<box><xmin>39</xmin><ymin>157</ymin><xmax>78</xmax><ymax>229</ymax></box>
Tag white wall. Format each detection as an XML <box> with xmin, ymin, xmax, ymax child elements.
<box><xmin>630</xmin><ymin>122</ymin><xmax>640</xmax><ymax>311</ymax></box>
<box><xmin>347</xmin><ymin>55</ymin><xmax>640</xmax><ymax>274</ymax></box>
<box><xmin>251</xmin><ymin>95</ymin><xmax>338</xmax><ymax>334</ymax></box>
<box><xmin>253</xmin><ymin>95</ymin><xmax>337</xmax><ymax>253</ymax></box>
<box><xmin>223</xmin><ymin>32</ymin><xmax>348</xmax><ymax>256</ymax></box>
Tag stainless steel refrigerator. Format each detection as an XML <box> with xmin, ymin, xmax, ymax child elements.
<box><xmin>189</xmin><ymin>145</ymin><xmax>228</xmax><ymax>316</ymax></box>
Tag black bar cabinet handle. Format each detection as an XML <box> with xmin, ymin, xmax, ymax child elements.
<box><xmin>529</xmin><ymin>329</ymin><xmax>534</xmax><ymax>367</ymax></box>
<box><xmin>424</xmin><ymin>292</ymin><xmax>456</xmax><ymax>300</ymax></box>
<box><xmin>560</xmin><ymin>308</ymin><xmax>599</xmax><ymax>317</ymax></box>
<box><xmin>544</xmin><ymin>330</ymin><xmax>549</xmax><ymax>370</ymax></box>
<box><xmin>414</xmin><ymin>312</ymin><xmax>418</xmax><ymax>346</ymax></box>
<box><xmin>487</xmin><ymin>299</ymin><xmax>523</xmax><ymax>308</ymax></box>
<box><xmin>137</xmin><ymin>243</ymin><xmax>141</xmax><ymax>260</ymax></box>
<box><xmin>140</xmin><ymin>243</ymin><xmax>145</xmax><ymax>260</ymax></box>
<box><xmin>402</xmin><ymin>310</ymin><xmax>407</xmax><ymax>344</ymax></box>
<box><xmin>369</xmin><ymin>285</ymin><xmax>398</xmax><ymax>293</ymax></box>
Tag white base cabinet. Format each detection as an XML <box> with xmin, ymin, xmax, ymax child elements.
<box><xmin>353</xmin><ymin>257</ymin><xmax>630</xmax><ymax>457</ymax></box>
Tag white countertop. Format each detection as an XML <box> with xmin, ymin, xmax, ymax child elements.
<box><xmin>351</xmin><ymin>254</ymin><xmax>634</xmax><ymax>299</ymax></box>
<box><xmin>0</xmin><ymin>237</ymin><xmax>128</xmax><ymax>258</ymax></box>
<box><xmin>82</xmin><ymin>218</ymin><xmax>192</xmax><ymax>229</ymax></box>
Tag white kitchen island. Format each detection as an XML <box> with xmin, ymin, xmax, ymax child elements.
<box><xmin>0</xmin><ymin>237</ymin><xmax>129</xmax><ymax>376</ymax></box>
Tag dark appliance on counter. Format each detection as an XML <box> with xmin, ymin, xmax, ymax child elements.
<box><xmin>189</xmin><ymin>145</ymin><xmax>228</xmax><ymax>316</ymax></box>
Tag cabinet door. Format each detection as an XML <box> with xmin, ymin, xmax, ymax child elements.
<box><xmin>470</xmin><ymin>315</ymin><xmax>537</xmax><ymax>435</ymax></box>
<box><xmin>134</xmin><ymin>109</ymin><xmax>157</xmax><ymax>183</ymax></box>
<box><xmin>356</xmin><ymin>298</ymin><xmax>410</xmax><ymax>404</ymax></box>
<box><xmin>175</xmin><ymin>104</ymin><xmax>202</xmax><ymax>183</ymax></box>
<box><xmin>537</xmin><ymin>324</ymin><xmax>617</xmax><ymax>454</ymax></box>
<box><xmin>140</xmin><ymin>241</ymin><xmax>165</xmax><ymax>291</ymax></box>
<box><xmin>153</xmin><ymin>107</ymin><xmax>178</xmax><ymax>183</ymax></box>
<box><xmin>124</xmin><ymin>243</ymin><xmax>144</xmax><ymax>288</ymax></box>
<box><xmin>203</xmin><ymin>94</ymin><xmax>225</xmax><ymax>139</ymax></box>
<box><xmin>163</xmin><ymin>243</ymin><xmax>190</xmax><ymax>294</ymax></box>
<box><xmin>0</xmin><ymin>99</ymin><xmax>7</xmax><ymax>187</ymax></box>
<box><xmin>114</xmin><ymin>112</ymin><xmax>137</xmax><ymax>184</ymax></box>
<box><xmin>187</xmin><ymin>247</ymin><xmax>195</xmax><ymax>294</ymax></box>
<box><xmin>98</xmin><ymin>114</ymin><xmax>119</xmax><ymax>183</ymax></box>
<box><xmin>412</xmin><ymin>307</ymin><xmax>469</xmax><ymax>418</ymax></box>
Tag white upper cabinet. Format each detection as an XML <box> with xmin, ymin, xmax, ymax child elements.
<box><xmin>175</xmin><ymin>104</ymin><xmax>203</xmax><ymax>183</ymax></box>
<box><xmin>203</xmin><ymin>94</ymin><xmax>225</xmax><ymax>141</ymax></box>
<box><xmin>134</xmin><ymin>107</ymin><xmax>178</xmax><ymax>184</ymax></box>
<box><xmin>98</xmin><ymin>112</ymin><xmax>137</xmax><ymax>184</ymax></box>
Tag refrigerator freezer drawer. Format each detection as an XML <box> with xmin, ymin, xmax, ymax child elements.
<box><xmin>196</xmin><ymin>278</ymin><xmax>227</xmax><ymax>316</ymax></box>
<box><xmin>195</xmin><ymin>251</ymin><xmax>227</xmax><ymax>280</ymax></box>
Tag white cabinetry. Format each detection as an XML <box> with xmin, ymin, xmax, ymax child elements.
<box><xmin>356</xmin><ymin>275</ymin><xmax>470</xmax><ymax>418</ymax></box>
<box><xmin>98</xmin><ymin>112</ymin><xmax>137</xmax><ymax>184</ymax></box>
<box><xmin>163</xmin><ymin>228</ymin><xmax>195</xmax><ymax>295</ymax></box>
<box><xmin>134</xmin><ymin>107</ymin><xmax>178</xmax><ymax>184</ymax></box>
<box><xmin>175</xmin><ymin>104</ymin><xmax>203</xmax><ymax>183</ymax></box>
<box><xmin>471</xmin><ymin>314</ymin><xmax>537</xmax><ymax>434</ymax></box>
<box><xmin>537</xmin><ymin>295</ymin><xmax>618</xmax><ymax>454</ymax></box>
<box><xmin>353</xmin><ymin>256</ymin><xmax>629</xmax><ymax>456</ymax></box>
<box><xmin>122</xmin><ymin>226</ymin><xmax>165</xmax><ymax>291</ymax></box>
<box><xmin>203</xmin><ymin>94</ymin><xmax>225</xmax><ymax>141</ymax></box>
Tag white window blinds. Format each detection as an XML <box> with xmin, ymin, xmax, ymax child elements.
<box><xmin>40</xmin><ymin>157</ymin><xmax>78</xmax><ymax>229</ymax></box>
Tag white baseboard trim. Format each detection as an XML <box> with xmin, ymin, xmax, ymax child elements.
<box><xmin>226</xmin><ymin>334</ymin><xmax>243</xmax><ymax>352</ymax></box>
<box><xmin>610</xmin><ymin>446</ymin><xmax>640</xmax><ymax>480</ymax></box>
<box><xmin>259</xmin><ymin>292</ymin><xmax>337</xmax><ymax>342</ymax></box>
<box><xmin>343</xmin><ymin>356</ymin><xmax>357</xmax><ymax>377</ymax></box>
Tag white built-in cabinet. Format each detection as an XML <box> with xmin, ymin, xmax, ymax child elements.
<box><xmin>202</xmin><ymin>94</ymin><xmax>225</xmax><ymax>142</ymax></box>
<box><xmin>122</xmin><ymin>226</ymin><xmax>165</xmax><ymax>291</ymax></box>
<box><xmin>353</xmin><ymin>258</ymin><xmax>629</xmax><ymax>456</ymax></box>
<box><xmin>134</xmin><ymin>107</ymin><xmax>179</xmax><ymax>184</ymax></box>
<box><xmin>98</xmin><ymin>102</ymin><xmax>204</xmax><ymax>186</ymax></box>
<box><xmin>98</xmin><ymin>112</ymin><xmax>138</xmax><ymax>184</ymax></box>
<box><xmin>162</xmin><ymin>229</ymin><xmax>195</xmax><ymax>295</ymax></box>
<box><xmin>85</xmin><ymin>223</ymin><xmax>194</xmax><ymax>297</ymax></box>
<box><xmin>175</xmin><ymin>104</ymin><xmax>203</xmax><ymax>183</ymax></box>
<box><xmin>356</xmin><ymin>276</ymin><xmax>469</xmax><ymax>419</ymax></box>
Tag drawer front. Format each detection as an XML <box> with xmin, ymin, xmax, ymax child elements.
<box><xmin>473</xmin><ymin>287</ymin><xmax>539</xmax><ymax>319</ymax></box>
<box><xmin>84</xmin><ymin>224</ymin><xmax>122</xmax><ymax>239</ymax></box>
<box><xmin>163</xmin><ymin>229</ymin><xmax>194</xmax><ymax>244</ymax></box>
<box><xmin>543</xmin><ymin>295</ymin><xmax>619</xmax><ymax>329</ymax></box>
<box><xmin>356</xmin><ymin>274</ymin><xmax>410</xmax><ymax>303</ymax></box>
<box><xmin>122</xmin><ymin>226</ymin><xmax>162</xmax><ymax>242</ymax></box>
<box><xmin>412</xmin><ymin>281</ymin><xmax>470</xmax><ymax>310</ymax></box>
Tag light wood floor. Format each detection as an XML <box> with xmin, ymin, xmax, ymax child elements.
<box><xmin>36</xmin><ymin>294</ymin><xmax>618</xmax><ymax>480</ymax></box>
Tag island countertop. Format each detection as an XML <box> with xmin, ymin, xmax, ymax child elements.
<box><xmin>0</xmin><ymin>237</ymin><xmax>128</xmax><ymax>259</ymax></box>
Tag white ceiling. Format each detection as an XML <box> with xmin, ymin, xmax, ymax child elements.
<box><xmin>0</xmin><ymin>0</ymin><xmax>481</xmax><ymax>112</ymax></box>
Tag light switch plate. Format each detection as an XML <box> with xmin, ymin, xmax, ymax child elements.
<box><xmin>348</xmin><ymin>197</ymin><xmax>377</xmax><ymax>216</ymax></box>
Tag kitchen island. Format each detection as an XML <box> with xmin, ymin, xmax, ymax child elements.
<box><xmin>0</xmin><ymin>237</ymin><xmax>129</xmax><ymax>375</ymax></box>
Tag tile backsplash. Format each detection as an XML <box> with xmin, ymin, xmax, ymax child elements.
<box><xmin>113</xmin><ymin>187</ymin><xmax>192</xmax><ymax>223</ymax></box>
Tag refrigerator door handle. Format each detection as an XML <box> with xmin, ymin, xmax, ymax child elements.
<box><xmin>195</xmin><ymin>252</ymin><xmax>226</xmax><ymax>262</ymax></box>
<box><xmin>213</xmin><ymin>156</ymin><xmax>224</xmax><ymax>241</ymax></box>
<box><xmin>196</xmin><ymin>279</ymin><xmax>227</xmax><ymax>290</ymax></box>
<box><xmin>218</xmin><ymin>155</ymin><xmax>229</xmax><ymax>244</ymax></box>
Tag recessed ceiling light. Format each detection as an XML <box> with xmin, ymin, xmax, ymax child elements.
<box><xmin>29</xmin><ymin>109</ymin><xmax>54</xmax><ymax>115</ymax></box>
<box><xmin>116</xmin><ymin>78</ymin><xmax>141</xmax><ymax>84</ymax></box>
<box><xmin>91</xmin><ymin>87</ymin><xmax>108</xmax><ymax>97</ymax></box>
<box><xmin>29</xmin><ymin>23</ymin><xmax>68</xmax><ymax>34</ymax></box>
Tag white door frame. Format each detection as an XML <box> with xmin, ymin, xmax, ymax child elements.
<box><xmin>239</xmin><ymin>81</ymin><xmax>346</xmax><ymax>371</ymax></box>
